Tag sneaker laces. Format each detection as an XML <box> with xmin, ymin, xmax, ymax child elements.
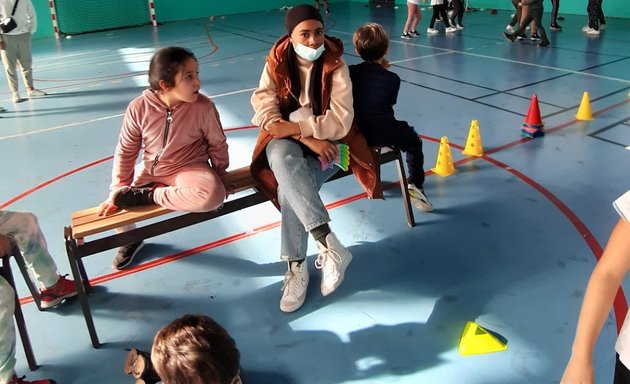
<box><xmin>281</xmin><ymin>263</ymin><xmax>303</xmax><ymax>297</ymax></box>
<box><xmin>315</xmin><ymin>248</ymin><xmax>342</xmax><ymax>280</ymax></box>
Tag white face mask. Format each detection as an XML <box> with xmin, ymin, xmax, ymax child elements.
<box><xmin>293</xmin><ymin>42</ymin><xmax>325</xmax><ymax>62</ymax></box>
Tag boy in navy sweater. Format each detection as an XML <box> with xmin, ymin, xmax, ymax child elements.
<box><xmin>349</xmin><ymin>23</ymin><xmax>432</xmax><ymax>212</ymax></box>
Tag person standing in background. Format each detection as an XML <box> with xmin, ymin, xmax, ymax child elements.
<box><xmin>0</xmin><ymin>0</ymin><xmax>47</xmax><ymax>103</ymax></box>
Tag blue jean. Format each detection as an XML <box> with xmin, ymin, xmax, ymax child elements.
<box><xmin>266</xmin><ymin>139</ymin><xmax>339</xmax><ymax>261</ymax></box>
<box><xmin>0</xmin><ymin>277</ymin><xmax>16</xmax><ymax>384</ymax></box>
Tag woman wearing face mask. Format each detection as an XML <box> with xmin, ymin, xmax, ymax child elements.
<box><xmin>250</xmin><ymin>4</ymin><xmax>381</xmax><ymax>313</ymax></box>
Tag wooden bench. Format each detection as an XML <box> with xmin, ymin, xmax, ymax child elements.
<box><xmin>64</xmin><ymin>148</ymin><xmax>415</xmax><ymax>348</ymax></box>
<box><xmin>1</xmin><ymin>245</ymin><xmax>38</xmax><ymax>371</ymax></box>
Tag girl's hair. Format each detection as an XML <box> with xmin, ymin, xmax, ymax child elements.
<box><xmin>151</xmin><ymin>314</ymin><xmax>240</xmax><ymax>384</ymax></box>
<box><xmin>148</xmin><ymin>47</ymin><xmax>197</xmax><ymax>91</ymax></box>
<box><xmin>352</xmin><ymin>23</ymin><xmax>389</xmax><ymax>62</ymax></box>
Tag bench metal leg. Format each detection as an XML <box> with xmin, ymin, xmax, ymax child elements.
<box><xmin>1</xmin><ymin>254</ymin><xmax>38</xmax><ymax>371</ymax></box>
<box><xmin>64</xmin><ymin>232</ymin><xmax>101</xmax><ymax>348</ymax></box>
<box><xmin>393</xmin><ymin>150</ymin><xmax>416</xmax><ymax>228</ymax></box>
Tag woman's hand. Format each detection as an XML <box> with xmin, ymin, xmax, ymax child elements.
<box><xmin>560</xmin><ymin>356</ymin><xmax>594</xmax><ymax>384</ymax></box>
<box><xmin>300</xmin><ymin>137</ymin><xmax>338</xmax><ymax>163</ymax></box>
<box><xmin>267</xmin><ymin>120</ymin><xmax>301</xmax><ymax>139</ymax></box>
<box><xmin>98</xmin><ymin>200</ymin><xmax>120</xmax><ymax>216</ymax></box>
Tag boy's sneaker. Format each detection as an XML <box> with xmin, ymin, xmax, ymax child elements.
<box><xmin>28</xmin><ymin>89</ymin><xmax>47</xmax><ymax>97</ymax></box>
<box><xmin>538</xmin><ymin>38</ymin><xmax>550</xmax><ymax>47</ymax></box>
<box><xmin>503</xmin><ymin>32</ymin><xmax>515</xmax><ymax>42</ymax></box>
<box><xmin>401</xmin><ymin>32</ymin><xmax>412</xmax><ymax>39</ymax></box>
<box><xmin>530</xmin><ymin>33</ymin><xmax>540</xmax><ymax>40</ymax></box>
<box><xmin>124</xmin><ymin>348</ymin><xmax>161</xmax><ymax>384</ymax></box>
<box><xmin>456</xmin><ymin>23</ymin><xmax>464</xmax><ymax>30</ymax></box>
<box><xmin>409</xmin><ymin>29</ymin><xmax>420</xmax><ymax>36</ymax></box>
<box><xmin>9</xmin><ymin>375</ymin><xmax>56</xmax><ymax>384</ymax></box>
<box><xmin>550</xmin><ymin>23</ymin><xmax>562</xmax><ymax>31</ymax></box>
<box><xmin>112</xmin><ymin>241</ymin><xmax>145</xmax><ymax>270</ymax></box>
<box><xmin>12</xmin><ymin>92</ymin><xmax>21</xmax><ymax>103</ymax></box>
<box><xmin>516</xmin><ymin>33</ymin><xmax>527</xmax><ymax>40</ymax></box>
<box><xmin>585</xmin><ymin>27</ymin><xmax>600</xmax><ymax>35</ymax></box>
<box><xmin>112</xmin><ymin>186</ymin><xmax>156</xmax><ymax>208</ymax></box>
<box><xmin>426</xmin><ymin>27</ymin><xmax>438</xmax><ymax>35</ymax></box>
<box><xmin>280</xmin><ymin>260</ymin><xmax>309</xmax><ymax>312</ymax></box>
<box><xmin>445</xmin><ymin>26</ymin><xmax>457</xmax><ymax>33</ymax></box>
<box><xmin>505</xmin><ymin>24</ymin><xmax>514</xmax><ymax>33</ymax></box>
<box><xmin>581</xmin><ymin>24</ymin><xmax>590</xmax><ymax>32</ymax></box>
<box><xmin>408</xmin><ymin>185</ymin><xmax>433</xmax><ymax>212</ymax></box>
<box><xmin>315</xmin><ymin>232</ymin><xmax>352</xmax><ymax>296</ymax></box>
<box><xmin>40</xmin><ymin>275</ymin><xmax>78</xmax><ymax>309</ymax></box>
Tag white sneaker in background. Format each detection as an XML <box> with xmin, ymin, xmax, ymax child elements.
<box><xmin>280</xmin><ymin>260</ymin><xmax>309</xmax><ymax>312</ymax></box>
<box><xmin>315</xmin><ymin>232</ymin><xmax>352</xmax><ymax>296</ymax></box>
<box><xmin>445</xmin><ymin>26</ymin><xmax>458</xmax><ymax>33</ymax></box>
<box><xmin>28</xmin><ymin>89</ymin><xmax>47</xmax><ymax>97</ymax></box>
<box><xmin>427</xmin><ymin>27</ymin><xmax>439</xmax><ymax>35</ymax></box>
<box><xmin>506</xmin><ymin>25</ymin><xmax>514</xmax><ymax>33</ymax></box>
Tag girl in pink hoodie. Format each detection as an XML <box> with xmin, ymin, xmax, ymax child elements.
<box><xmin>99</xmin><ymin>46</ymin><xmax>229</xmax><ymax>270</ymax></box>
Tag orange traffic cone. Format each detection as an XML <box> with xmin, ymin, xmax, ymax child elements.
<box><xmin>462</xmin><ymin>119</ymin><xmax>484</xmax><ymax>157</ymax></box>
<box><xmin>431</xmin><ymin>136</ymin><xmax>457</xmax><ymax>177</ymax></box>
<box><xmin>576</xmin><ymin>91</ymin><xmax>593</xmax><ymax>120</ymax></box>
<box><xmin>524</xmin><ymin>94</ymin><xmax>543</xmax><ymax>126</ymax></box>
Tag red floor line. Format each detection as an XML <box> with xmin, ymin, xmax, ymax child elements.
<box><xmin>483</xmin><ymin>155</ymin><xmax>627</xmax><ymax>333</ymax></box>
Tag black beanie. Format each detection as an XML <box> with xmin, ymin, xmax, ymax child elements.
<box><xmin>285</xmin><ymin>4</ymin><xmax>324</xmax><ymax>34</ymax></box>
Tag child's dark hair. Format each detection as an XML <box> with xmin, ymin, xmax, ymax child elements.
<box><xmin>352</xmin><ymin>23</ymin><xmax>389</xmax><ymax>62</ymax></box>
<box><xmin>148</xmin><ymin>47</ymin><xmax>197</xmax><ymax>91</ymax></box>
<box><xmin>151</xmin><ymin>314</ymin><xmax>240</xmax><ymax>384</ymax></box>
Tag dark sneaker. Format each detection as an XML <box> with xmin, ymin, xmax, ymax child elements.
<box><xmin>9</xmin><ymin>374</ymin><xmax>56</xmax><ymax>384</ymax></box>
<box><xmin>124</xmin><ymin>348</ymin><xmax>161</xmax><ymax>384</ymax></box>
<box><xmin>550</xmin><ymin>23</ymin><xmax>562</xmax><ymax>31</ymax></box>
<box><xmin>112</xmin><ymin>186</ymin><xmax>155</xmax><ymax>208</ymax></box>
<box><xmin>401</xmin><ymin>32</ymin><xmax>412</xmax><ymax>39</ymax></box>
<box><xmin>538</xmin><ymin>39</ymin><xmax>550</xmax><ymax>47</ymax></box>
<box><xmin>112</xmin><ymin>241</ymin><xmax>145</xmax><ymax>270</ymax></box>
<box><xmin>503</xmin><ymin>32</ymin><xmax>515</xmax><ymax>42</ymax></box>
<box><xmin>408</xmin><ymin>185</ymin><xmax>433</xmax><ymax>212</ymax></box>
<box><xmin>530</xmin><ymin>32</ymin><xmax>540</xmax><ymax>40</ymax></box>
<box><xmin>409</xmin><ymin>30</ymin><xmax>420</xmax><ymax>36</ymax></box>
<box><xmin>516</xmin><ymin>33</ymin><xmax>527</xmax><ymax>40</ymax></box>
<box><xmin>40</xmin><ymin>275</ymin><xmax>77</xmax><ymax>309</ymax></box>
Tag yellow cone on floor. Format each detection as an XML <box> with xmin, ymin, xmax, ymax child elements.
<box><xmin>462</xmin><ymin>119</ymin><xmax>484</xmax><ymax>157</ymax></box>
<box><xmin>431</xmin><ymin>136</ymin><xmax>457</xmax><ymax>177</ymax></box>
<box><xmin>458</xmin><ymin>321</ymin><xmax>508</xmax><ymax>356</ymax></box>
<box><xmin>576</xmin><ymin>91</ymin><xmax>593</xmax><ymax>120</ymax></box>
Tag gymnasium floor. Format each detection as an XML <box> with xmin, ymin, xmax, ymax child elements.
<box><xmin>2</xmin><ymin>2</ymin><xmax>630</xmax><ymax>383</ymax></box>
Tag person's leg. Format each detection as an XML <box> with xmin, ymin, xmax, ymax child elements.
<box><xmin>438</xmin><ymin>4</ymin><xmax>453</xmax><ymax>28</ymax></box>
<box><xmin>512</xmin><ymin>13</ymin><xmax>533</xmax><ymax>37</ymax></box>
<box><xmin>403</xmin><ymin>2</ymin><xmax>415</xmax><ymax>35</ymax></box>
<box><xmin>0</xmin><ymin>277</ymin><xmax>17</xmax><ymax>384</ymax></box>
<box><xmin>15</xmin><ymin>34</ymin><xmax>33</xmax><ymax>92</ymax></box>
<box><xmin>0</xmin><ymin>35</ymin><xmax>20</xmax><ymax>100</ymax></box>
<box><xmin>411</xmin><ymin>5</ymin><xmax>421</xmax><ymax>32</ymax></box>
<box><xmin>0</xmin><ymin>211</ymin><xmax>59</xmax><ymax>288</ymax></box>
<box><xmin>587</xmin><ymin>0</ymin><xmax>598</xmax><ymax>29</ymax></box>
<box><xmin>428</xmin><ymin>5</ymin><xmax>439</xmax><ymax>29</ymax></box>
<box><xmin>532</xmin><ymin>8</ymin><xmax>549</xmax><ymax>45</ymax></box>
<box><xmin>153</xmin><ymin>164</ymin><xmax>226</xmax><ymax>213</ymax></box>
<box><xmin>597</xmin><ymin>0</ymin><xmax>605</xmax><ymax>25</ymax></box>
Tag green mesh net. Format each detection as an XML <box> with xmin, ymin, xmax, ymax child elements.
<box><xmin>54</xmin><ymin>0</ymin><xmax>150</xmax><ymax>35</ymax></box>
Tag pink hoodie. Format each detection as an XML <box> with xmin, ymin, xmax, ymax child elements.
<box><xmin>110</xmin><ymin>89</ymin><xmax>229</xmax><ymax>192</ymax></box>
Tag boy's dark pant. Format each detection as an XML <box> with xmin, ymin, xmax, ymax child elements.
<box><xmin>365</xmin><ymin>123</ymin><xmax>425</xmax><ymax>188</ymax></box>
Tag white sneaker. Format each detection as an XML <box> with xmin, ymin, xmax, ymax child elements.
<box><xmin>445</xmin><ymin>26</ymin><xmax>458</xmax><ymax>33</ymax></box>
<box><xmin>315</xmin><ymin>233</ymin><xmax>352</xmax><ymax>296</ymax></box>
<box><xmin>280</xmin><ymin>260</ymin><xmax>309</xmax><ymax>312</ymax></box>
<box><xmin>426</xmin><ymin>27</ymin><xmax>438</xmax><ymax>35</ymax></box>
<box><xmin>0</xmin><ymin>106</ymin><xmax>6</xmax><ymax>113</ymax></box>
<box><xmin>28</xmin><ymin>89</ymin><xmax>47</xmax><ymax>97</ymax></box>
<box><xmin>408</xmin><ymin>185</ymin><xmax>433</xmax><ymax>212</ymax></box>
<box><xmin>581</xmin><ymin>25</ymin><xmax>590</xmax><ymax>32</ymax></box>
<box><xmin>506</xmin><ymin>25</ymin><xmax>514</xmax><ymax>33</ymax></box>
<box><xmin>585</xmin><ymin>27</ymin><xmax>600</xmax><ymax>35</ymax></box>
<box><xmin>12</xmin><ymin>92</ymin><xmax>21</xmax><ymax>103</ymax></box>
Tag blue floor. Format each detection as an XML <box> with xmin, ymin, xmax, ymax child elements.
<box><xmin>2</xmin><ymin>2</ymin><xmax>630</xmax><ymax>383</ymax></box>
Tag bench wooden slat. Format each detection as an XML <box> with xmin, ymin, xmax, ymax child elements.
<box><xmin>71</xmin><ymin>166</ymin><xmax>256</xmax><ymax>241</ymax></box>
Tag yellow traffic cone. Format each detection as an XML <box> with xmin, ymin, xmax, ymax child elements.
<box><xmin>431</xmin><ymin>136</ymin><xmax>457</xmax><ymax>177</ymax></box>
<box><xmin>462</xmin><ymin>119</ymin><xmax>484</xmax><ymax>157</ymax></box>
<box><xmin>576</xmin><ymin>91</ymin><xmax>593</xmax><ymax>120</ymax></box>
<box><xmin>458</xmin><ymin>321</ymin><xmax>508</xmax><ymax>356</ymax></box>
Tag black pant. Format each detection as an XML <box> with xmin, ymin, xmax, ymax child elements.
<box><xmin>509</xmin><ymin>0</ymin><xmax>521</xmax><ymax>27</ymax></box>
<box><xmin>587</xmin><ymin>0</ymin><xmax>604</xmax><ymax>29</ymax></box>
<box><xmin>451</xmin><ymin>0</ymin><xmax>464</xmax><ymax>24</ymax></box>
<box><xmin>429</xmin><ymin>4</ymin><xmax>452</xmax><ymax>29</ymax></box>
<box><xmin>615</xmin><ymin>354</ymin><xmax>630</xmax><ymax>384</ymax></box>
<box><xmin>550</xmin><ymin>0</ymin><xmax>560</xmax><ymax>24</ymax></box>
<box><xmin>365</xmin><ymin>123</ymin><xmax>425</xmax><ymax>188</ymax></box>
<box><xmin>513</xmin><ymin>7</ymin><xmax>548</xmax><ymax>41</ymax></box>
